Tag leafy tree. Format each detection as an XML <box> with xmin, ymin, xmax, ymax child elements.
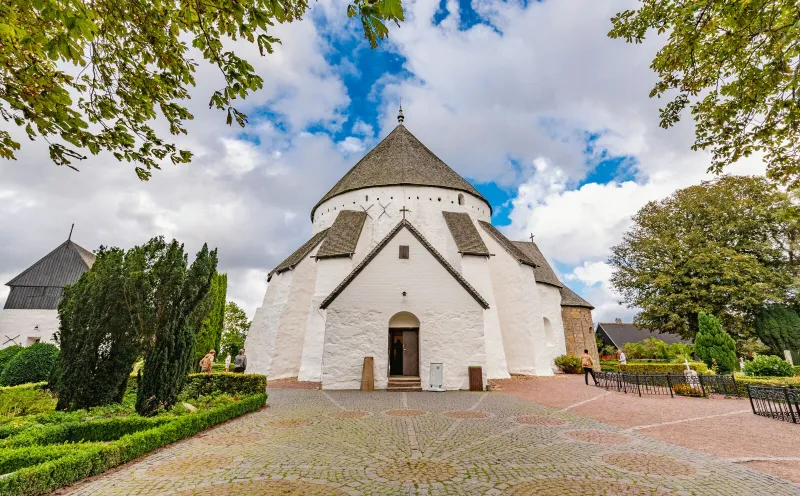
<box><xmin>136</xmin><ymin>241</ymin><xmax>218</xmax><ymax>416</ymax></box>
<box><xmin>0</xmin><ymin>343</ymin><xmax>60</xmax><ymax>386</ymax></box>
<box><xmin>608</xmin><ymin>1</ymin><xmax>800</xmax><ymax>187</ymax></box>
<box><xmin>220</xmin><ymin>302</ymin><xmax>250</xmax><ymax>358</ymax></box>
<box><xmin>192</xmin><ymin>273</ymin><xmax>227</xmax><ymax>368</ymax></box>
<box><xmin>695</xmin><ymin>312</ymin><xmax>737</xmax><ymax>374</ymax></box>
<box><xmin>754</xmin><ymin>304</ymin><xmax>800</xmax><ymax>356</ymax></box>
<box><xmin>609</xmin><ymin>175</ymin><xmax>798</xmax><ymax>339</ymax></box>
<box><xmin>0</xmin><ymin>0</ymin><xmax>404</xmax><ymax>177</ymax></box>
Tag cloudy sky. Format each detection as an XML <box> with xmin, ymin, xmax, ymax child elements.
<box><xmin>0</xmin><ymin>0</ymin><xmax>765</xmax><ymax>323</ymax></box>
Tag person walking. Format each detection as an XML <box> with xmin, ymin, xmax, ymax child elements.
<box><xmin>224</xmin><ymin>352</ymin><xmax>232</xmax><ymax>373</ymax></box>
<box><xmin>234</xmin><ymin>349</ymin><xmax>247</xmax><ymax>373</ymax></box>
<box><xmin>582</xmin><ymin>349</ymin><xmax>596</xmax><ymax>386</ymax></box>
<box><xmin>618</xmin><ymin>348</ymin><xmax>627</xmax><ymax>366</ymax></box>
<box><xmin>199</xmin><ymin>349</ymin><xmax>215</xmax><ymax>374</ymax></box>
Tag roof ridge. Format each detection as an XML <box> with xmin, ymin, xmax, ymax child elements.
<box><xmin>268</xmin><ymin>228</ymin><xmax>329</xmax><ymax>281</ymax></box>
<box><xmin>6</xmin><ymin>239</ymin><xmax>95</xmax><ymax>287</ymax></box>
<box><xmin>477</xmin><ymin>221</ymin><xmax>537</xmax><ymax>268</ymax></box>
<box><xmin>320</xmin><ymin>219</ymin><xmax>489</xmax><ymax>310</ymax></box>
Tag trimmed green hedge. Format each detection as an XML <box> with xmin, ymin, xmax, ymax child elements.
<box><xmin>0</xmin><ymin>347</ymin><xmax>24</xmax><ymax>377</ymax></box>
<box><xmin>0</xmin><ymin>344</ymin><xmax>60</xmax><ymax>387</ymax></box>
<box><xmin>2</xmin><ymin>417</ymin><xmax>170</xmax><ymax>448</ymax></box>
<box><xmin>619</xmin><ymin>362</ymin><xmax>709</xmax><ymax>374</ymax></box>
<box><xmin>0</xmin><ymin>393</ymin><xmax>266</xmax><ymax>496</ymax></box>
<box><xmin>179</xmin><ymin>373</ymin><xmax>267</xmax><ymax>399</ymax></box>
<box><xmin>735</xmin><ymin>376</ymin><xmax>800</xmax><ymax>397</ymax></box>
<box><xmin>0</xmin><ymin>445</ymin><xmax>94</xmax><ymax>475</ymax></box>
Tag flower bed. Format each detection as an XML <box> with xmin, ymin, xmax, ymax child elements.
<box><xmin>672</xmin><ymin>383</ymin><xmax>703</xmax><ymax>397</ymax></box>
<box><xmin>0</xmin><ymin>374</ymin><xmax>267</xmax><ymax>496</ymax></box>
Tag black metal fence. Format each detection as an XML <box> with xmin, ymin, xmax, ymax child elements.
<box><xmin>594</xmin><ymin>371</ymin><xmax>740</xmax><ymax>398</ymax></box>
<box><xmin>747</xmin><ymin>385</ymin><xmax>800</xmax><ymax>423</ymax></box>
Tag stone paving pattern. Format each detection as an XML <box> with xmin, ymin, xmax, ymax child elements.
<box><xmin>63</xmin><ymin>388</ymin><xmax>797</xmax><ymax>495</ymax></box>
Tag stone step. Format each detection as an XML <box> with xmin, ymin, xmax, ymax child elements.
<box><xmin>388</xmin><ymin>376</ymin><xmax>420</xmax><ymax>382</ymax></box>
<box><xmin>386</xmin><ymin>386</ymin><xmax>423</xmax><ymax>392</ymax></box>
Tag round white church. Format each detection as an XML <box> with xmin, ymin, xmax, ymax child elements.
<box><xmin>245</xmin><ymin>112</ymin><xmax>597</xmax><ymax>390</ymax></box>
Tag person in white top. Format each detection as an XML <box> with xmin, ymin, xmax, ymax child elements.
<box><xmin>618</xmin><ymin>349</ymin><xmax>627</xmax><ymax>365</ymax></box>
<box><xmin>224</xmin><ymin>352</ymin><xmax>232</xmax><ymax>373</ymax></box>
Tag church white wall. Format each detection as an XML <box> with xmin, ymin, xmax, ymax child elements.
<box><xmin>536</xmin><ymin>283</ymin><xmax>568</xmax><ymax>374</ymax></box>
<box><xmin>322</xmin><ymin>228</ymin><xmax>486</xmax><ymax>390</ymax></box>
<box><xmin>312</xmin><ymin>186</ymin><xmax>491</xmax><ymax>261</ymax></box>
<box><xmin>460</xmin><ymin>256</ymin><xmax>509</xmax><ymax>379</ymax></box>
<box><xmin>480</xmin><ymin>231</ymin><xmax>547</xmax><ymax>375</ymax></box>
<box><xmin>297</xmin><ymin>256</ymin><xmax>355</xmax><ymax>382</ymax></box>
<box><xmin>245</xmin><ymin>270</ymin><xmax>294</xmax><ymax>377</ymax></box>
<box><xmin>0</xmin><ymin>310</ymin><xmax>59</xmax><ymax>348</ymax></box>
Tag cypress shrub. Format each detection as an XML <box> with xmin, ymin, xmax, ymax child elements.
<box><xmin>694</xmin><ymin>312</ymin><xmax>737</xmax><ymax>374</ymax></box>
<box><xmin>0</xmin><ymin>344</ymin><xmax>60</xmax><ymax>387</ymax></box>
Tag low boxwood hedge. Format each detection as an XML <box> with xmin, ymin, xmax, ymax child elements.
<box><xmin>0</xmin><ymin>444</ymin><xmax>96</xmax><ymax>475</ymax></box>
<box><xmin>619</xmin><ymin>362</ymin><xmax>709</xmax><ymax>374</ymax></box>
<box><xmin>0</xmin><ymin>393</ymin><xmax>266</xmax><ymax>496</ymax></box>
<box><xmin>179</xmin><ymin>373</ymin><xmax>267</xmax><ymax>399</ymax></box>
<box><xmin>2</xmin><ymin>416</ymin><xmax>170</xmax><ymax>448</ymax></box>
<box><xmin>734</xmin><ymin>376</ymin><xmax>800</xmax><ymax>397</ymax></box>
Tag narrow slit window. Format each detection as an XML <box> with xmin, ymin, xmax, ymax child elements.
<box><xmin>399</xmin><ymin>245</ymin><xmax>410</xmax><ymax>259</ymax></box>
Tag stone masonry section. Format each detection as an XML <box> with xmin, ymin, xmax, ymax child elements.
<box><xmin>562</xmin><ymin>306</ymin><xmax>600</xmax><ymax>369</ymax></box>
<box><xmin>62</xmin><ymin>390</ymin><xmax>796</xmax><ymax>495</ymax></box>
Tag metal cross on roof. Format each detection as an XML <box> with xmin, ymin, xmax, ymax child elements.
<box><xmin>397</xmin><ymin>105</ymin><xmax>404</xmax><ymax>124</ymax></box>
<box><xmin>529</xmin><ymin>233</ymin><xmax>535</xmax><ymax>242</ymax></box>
<box><xmin>400</xmin><ymin>206</ymin><xmax>411</xmax><ymax>219</ymax></box>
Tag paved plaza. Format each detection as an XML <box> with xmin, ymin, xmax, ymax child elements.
<box><xmin>61</xmin><ymin>387</ymin><xmax>798</xmax><ymax>495</ymax></box>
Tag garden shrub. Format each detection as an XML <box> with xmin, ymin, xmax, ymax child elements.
<box><xmin>0</xmin><ymin>386</ymin><xmax>55</xmax><ymax>419</ymax></box>
<box><xmin>2</xmin><ymin>416</ymin><xmax>170</xmax><ymax>448</ymax></box>
<box><xmin>0</xmin><ymin>444</ymin><xmax>91</xmax><ymax>475</ymax></box>
<box><xmin>695</xmin><ymin>312</ymin><xmax>736</xmax><ymax>374</ymax></box>
<box><xmin>743</xmin><ymin>354</ymin><xmax>794</xmax><ymax>377</ymax></box>
<box><xmin>619</xmin><ymin>362</ymin><xmax>709</xmax><ymax>374</ymax></box>
<box><xmin>794</xmin><ymin>365</ymin><xmax>800</xmax><ymax>376</ymax></box>
<box><xmin>0</xmin><ymin>393</ymin><xmax>266</xmax><ymax>496</ymax></box>
<box><xmin>0</xmin><ymin>344</ymin><xmax>60</xmax><ymax>387</ymax></box>
<box><xmin>0</xmin><ymin>346</ymin><xmax>23</xmax><ymax>377</ymax></box>
<box><xmin>179</xmin><ymin>373</ymin><xmax>267</xmax><ymax>400</ymax></box>
<box><xmin>553</xmin><ymin>355</ymin><xmax>582</xmax><ymax>374</ymax></box>
<box><xmin>734</xmin><ymin>376</ymin><xmax>800</xmax><ymax>397</ymax></box>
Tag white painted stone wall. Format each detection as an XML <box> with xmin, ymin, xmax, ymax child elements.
<box><xmin>312</xmin><ymin>186</ymin><xmax>491</xmax><ymax>260</ymax></box>
<box><xmin>0</xmin><ymin>310</ymin><xmax>59</xmax><ymax>348</ymax></box>
<box><xmin>479</xmin><ymin>230</ymin><xmax>542</xmax><ymax>375</ymax></box>
<box><xmin>536</xmin><ymin>283</ymin><xmax>568</xmax><ymax>374</ymax></box>
<box><xmin>297</xmin><ymin>255</ymin><xmax>356</xmax><ymax>382</ymax></box>
<box><xmin>460</xmin><ymin>255</ymin><xmax>510</xmax><ymax>379</ymax></box>
<box><xmin>245</xmin><ymin>271</ymin><xmax>291</xmax><ymax>377</ymax></box>
<box><xmin>322</xmin><ymin>228</ymin><xmax>486</xmax><ymax>390</ymax></box>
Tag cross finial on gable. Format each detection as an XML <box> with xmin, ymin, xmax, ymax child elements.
<box><xmin>68</xmin><ymin>223</ymin><xmax>74</xmax><ymax>241</ymax></box>
<box><xmin>397</xmin><ymin>105</ymin><xmax>404</xmax><ymax>124</ymax></box>
<box><xmin>400</xmin><ymin>206</ymin><xmax>411</xmax><ymax>219</ymax></box>
<box><xmin>529</xmin><ymin>233</ymin><xmax>535</xmax><ymax>242</ymax></box>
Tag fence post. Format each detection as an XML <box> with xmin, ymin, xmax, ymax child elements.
<box><xmin>636</xmin><ymin>373</ymin><xmax>641</xmax><ymax>397</ymax></box>
<box><xmin>747</xmin><ymin>385</ymin><xmax>756</xmax><ymax>415</ymax></box>
<box><xmin>666</xmin><ymin>373</ymin><xmax>673</xmax><ymax>398</ymax></box>
<box><xmin>731</xmin><ymin>374</ymin><xmax>739</xmax><ymax>398</ymax></box>
<box><xmin>784</xmin><ymin>387</ymin><xmax>797</xmax><ymax>424</ymax></box>
<box><xmin>698</xmin><ymin>374</ymin><xmax>706</xmax><ymax>397</ymax></box>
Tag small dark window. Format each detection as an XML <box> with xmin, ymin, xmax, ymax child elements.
<box><xmin>365</xmin><ymin>195</ymin><xmax>369</xmax><ymax>201</ymax></box>
<box><xmin>458</xmin><ymin>193</ymin><xmax>464</xmax><ymax>205</ymax></box>
<box><xmin>399</xmin><ymin>245</ymin><xmax>410</xmax><ymax>259</ymax></box>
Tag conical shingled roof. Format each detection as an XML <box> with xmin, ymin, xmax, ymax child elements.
<box><xmin>311</xmin><ymin>124</ymin><xmax>489</xmax><ymax>220</ymax></box>
<box><xmin>6</xmin><ymin>239</ymin><xmax>95</xmax><ymax>288</ymax></box>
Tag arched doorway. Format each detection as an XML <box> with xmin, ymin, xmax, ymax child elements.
<box><xmin>388</xmin><ymin>312</ymin><xmax>420</xmax><ymax>377</ymax></box>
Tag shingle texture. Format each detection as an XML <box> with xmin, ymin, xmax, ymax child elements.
<box><xmin>5</xmin><ymin>239</ymin><xmax>96</xmax><ymax>310</ymax></box>
<box><xmin>442</xmin><ymin>212</ymin><xmax>489</xmax><ymax>256</ymax></box>
<box><xmin>559</xmin><ymin>286</ymin><xmax>594</xmax><ymax>309</ymax></box>
<box><xmin>269</xmin><ymin>229</ymin><xmax>329</xmax><ymax>280</ymax></box>
<box><xmin>321</xmin><ymin>219</ymin><xmax>489</xmax><ymax>310</ymax></box>
<box><xmin>316</xmin><ymin>211</ymin><xmax>367</xmax><ymax>259</ymax></box>
<box><xmin>477</xmin><ymin>221</ymin><xmax>537</xmax><ymax>267</ymax></box>
<box><xmin>596</xmin><ymin>322</ymin><xmax>692</xmax><ymax>347</ymax></box>
<box><xmin>512</xmin><ymin>241</ymin><xmax>562</xmax><ymax>288</ymax></box>
<box><xmin>311</xmin><ymin>125</ymin><xmax>489</xmax><ymax>220</ymax></box>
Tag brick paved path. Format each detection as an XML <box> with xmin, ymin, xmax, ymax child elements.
<box><xmin>64</xmin><ymin>390</ymin><xmax>797</xmax><ymax>495</ymax></box>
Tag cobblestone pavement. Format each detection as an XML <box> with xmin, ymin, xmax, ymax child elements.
<box><xmin>64</xmin><ymin>389</ymin><xmax>798</xmax><ymax>495</ymax></box>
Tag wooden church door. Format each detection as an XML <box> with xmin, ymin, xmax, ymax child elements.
<box><xmin>402</xmin><ymin>330</ymin><xmax>419</xmax><ymax>376</ymax></box>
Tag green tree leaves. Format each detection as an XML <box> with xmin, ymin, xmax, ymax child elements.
<box><xmin>609</xmin><ymin>0</ymin><xmax>800</xmax><ymax>187</ymax></box>
<box><xmin>754</xmin><ymin>304</ymin><xmax>800</xmax><ymax>356</ymax></box>
<box><xmin>609</xmin><ymin>175</ymin><xmax>798</xmax><ymax>339</ymax></box>
<box><xmin>695</xmin><ymin>312</ymin><xmax>737</xmax><ymax>374</ymax></box>
<box><xmin>0</xmin><ymin>0</ymin><xmax>403</xmax><ymax>177</ymax></box>
<box><xmin>221</xmin><ymin>302</ymin><xmax>250</xmax><ymax>358</ymax></box>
